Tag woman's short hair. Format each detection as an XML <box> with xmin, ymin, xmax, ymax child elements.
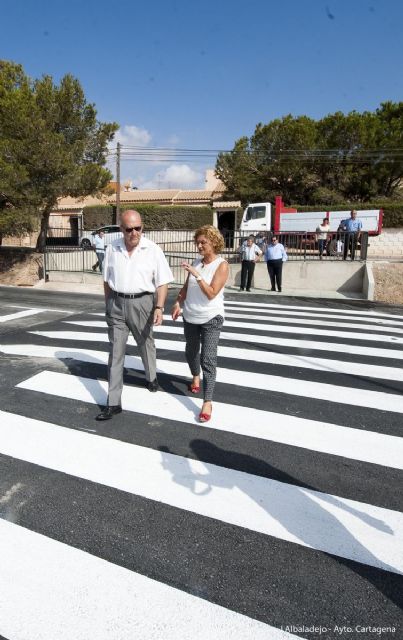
<box><xmin>194</xmin><ymin>225</ymin><xmax>225</xmax><ymax>253</ymax></box>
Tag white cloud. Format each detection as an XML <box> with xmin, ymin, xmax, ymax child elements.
<box><xmin>114</xmin><ymin>125</ymin><xmax>152</xmax><ymax>147</ymax></box>
<box><xmin>139</xmin><ymin>164</ymin><xmax>203</xmax><ymax>189</ymax></box>
<box><xmin>106</xmin><ymin>127</ymin><xmax>205</xmax><ymax>189</ymax></box>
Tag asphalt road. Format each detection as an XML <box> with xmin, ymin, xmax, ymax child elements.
<box><xmin>0</xmin><ymin>286</ymin><xmax>402</xmax><ymax>640</ymax></box>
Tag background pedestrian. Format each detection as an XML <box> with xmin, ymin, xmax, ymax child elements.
<box><xmin>264</xmin><ymin>235</ymin><xmax>288</xmax><ymax>292</ymax></box>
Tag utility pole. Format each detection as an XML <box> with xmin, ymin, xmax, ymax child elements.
<box><xmin>115</xmin><ymin>142</ymin><xmax>121</xmax><ymax>224</ymax></box>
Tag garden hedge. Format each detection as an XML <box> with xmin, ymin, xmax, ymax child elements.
<box><xmin>83</xmin><ymin>204</ymin><xmax>214</xmax><ymax>230</ymax></box>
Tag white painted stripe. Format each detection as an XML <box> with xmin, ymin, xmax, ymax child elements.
<box><xmin>224</xmin><ymin>305</ymin><xmax>403</xmax><ymax>327</ymax></box>
<box><xmin>0</xmin><ymin>308</ymin><xmax>44</xmax><ymax>323</ymax></box>
<box><xmin>222</xmin><ymin>300</ymin><xmax>403</xmax><ymax>321</ymax></box>
<box><xmin>1</xmin><ymin>409</ymin><xmax>402</xmax><ymax>574</ymax></box>
<box><xmin>6</xmin><ymin>342</ymin><xmax>403</xmax><ymax>412</ymax></box>
<box><xmin>63</xmin><ymin>319</ymin><xmax>403</xmax><ymax>345</ymax></box>
<box><xmin>0</xmin><ymin>519</ymin><xmax>287</xmax><ymax>640</ymax></box>
<box><xmin>195</xmin><ymin>318</ymin><xmax>403</xmax><ymax>344</ymax></box>
<box><xmin>26</xmin><ymin>330</ymin><xmax>403</xmax><ymax>382</ymax></box>
<box><xmin>224</xmin><ymin>312</ymin><xmax>403</xmax><ymax>335</ymax></box>
<box><xmin>93</xmin><ymin>304</ymin><xmax>403</xmax><ymax>320</ymax></box>
<box><xmin>16</xmin><ymin>371</ymin><xmax>403</xmax><ymax>470</ymax></box>
<box><xmin>90</xmin><ymin>305</ymin><xmax>403</xmax><ymax>325</ymax></box>
<box><xmin>33</xmin><ymin>327</ymin><xmax>403</xmax><ymax>362</ymax></box>
<box><xmin>161</xmin><ymin>339</ymin><xmax>403</xmax><ymax>382</ymax></box>
<box><xmin>5</xmin><ymin>304</ymin><xmax>72</xmax><ymax>314</ymax></box>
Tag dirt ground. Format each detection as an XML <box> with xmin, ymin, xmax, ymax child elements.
<box><xmin>0</xmin><ymin>251</ymin><xmax>43</xmax><ymax>286</ymax></box>
<box><xmin>372</xmin><ymin>262</ymin><xmax>403</xmax><ymax>305</ymax></box>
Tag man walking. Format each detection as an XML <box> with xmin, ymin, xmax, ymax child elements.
<box><xmin>92</xmin><ymin>229</ymin><xmax>105</xmax><ymax>272</ymax></box>
<box><xmin>341</xmin><ymin>210</ymin><xmax>362</xmax><ymax>261</ymax></box>
<box><xmin>96</xmin><ymin>210</ymin><xmax>174</xmax><ymax>421</ymax></box>
<box><xmin>239</xmin><ymin>235</ymin><xmax>262</xmax><ymax>291</ymax></box>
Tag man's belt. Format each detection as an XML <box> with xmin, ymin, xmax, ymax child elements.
<box><xmin>114</xmin><ymin>291</ymin><xmax>153</xmax><ymax>299</ymax></box>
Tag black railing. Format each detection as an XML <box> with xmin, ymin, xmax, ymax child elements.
<box><xmin>149</xmin><ymin>230</ymin><xmax>369</xmax><ymax>263</ymax></box>
<box><xmin>44</xmin><ymin>228</ymin><xmax>368</xmax><ymax>280</ymax></box>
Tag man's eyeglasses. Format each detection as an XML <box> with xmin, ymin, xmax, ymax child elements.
<box><xmin>124</xmin><ymin>225</ymin><xmax>142</xmax><ymax>233</ymax></box>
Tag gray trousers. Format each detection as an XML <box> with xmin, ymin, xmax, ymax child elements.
<box><xmin>96</xmin><ymin>251</ymin><xmax>105</xmax><ymax>272</ymax></box>
<box><xmin>183</xmin><ymin>314</ymin><xmax>224</xmax><ymax>401</ymax></box>
<box><xmin>105</xmin><ymin>293</ymin><xmax>156</xmax><ymax>406</ymax></box>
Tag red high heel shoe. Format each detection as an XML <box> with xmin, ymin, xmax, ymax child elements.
<box><xmin>198</xmin><ymin>409</ymin><xmax>212</xmax><ymax>423</ymax></box>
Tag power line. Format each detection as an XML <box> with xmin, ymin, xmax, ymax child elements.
<box><xmin>109</xmin><ymin>145</ymin><xmax>403</xmax><ymax>164</ymax></box>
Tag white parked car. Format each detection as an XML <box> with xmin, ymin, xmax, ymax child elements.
<box><xmin>80</xmin><ymin>225</ymin><xmax>123</xmax><ymax>248</ymax></box>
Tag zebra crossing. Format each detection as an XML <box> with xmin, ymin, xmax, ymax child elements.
<box><xmin>0</xmin><ymin>295</ymin><xmax>402</xmax><ymax>639</ymax></box>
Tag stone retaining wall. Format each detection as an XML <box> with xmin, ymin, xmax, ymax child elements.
<box><xmin>367</xmin><ymin>228</ymin><xmax>403</xmax><ymax>258</ymax></box>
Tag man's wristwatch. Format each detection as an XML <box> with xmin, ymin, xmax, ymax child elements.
<box><xmin>155</xmin><ymin>306</ymin><xmax>164</xmax><ymax>311</ymax></box>
<box><xmin>196</xmin><ymin>275</ymin><xmax>202</xmax><ymax>281</ymax></box>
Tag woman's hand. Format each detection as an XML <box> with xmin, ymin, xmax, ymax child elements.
<box><xmin>181</xmin><ymin>261</ymin><xmax>199</xmax><ymax>278</ymax></box>
<box><xmin>171</xmin><ymin>301</ymin><xmax>182</xmax><ymax>321</ymax></box>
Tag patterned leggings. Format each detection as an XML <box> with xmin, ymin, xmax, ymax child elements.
<box><xmin>183</xmin><ymin>315</ymin><xmax>224</xmax><ymax>401</ymax></box>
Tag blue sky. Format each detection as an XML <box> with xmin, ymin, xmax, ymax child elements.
<box><xmin>2</xmin><ymin>0</ymin><xmax>403</xmax><ymax>189</ymax></box>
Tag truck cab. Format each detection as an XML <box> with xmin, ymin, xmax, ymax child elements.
<box><xmin>240</xmin><ymin>203</ymin><xmax>271</xmax><ymax>232</ymax></box>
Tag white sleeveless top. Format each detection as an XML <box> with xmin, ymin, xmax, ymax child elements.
<box><xmin>183</xmin><ymin>257</ymin><xmax>226</xmax><ymax>324</ymax></box>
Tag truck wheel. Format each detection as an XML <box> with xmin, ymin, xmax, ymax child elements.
<box><xmin>81</xmin><ymin>239</ymin><xmax>91</xmax><ymax>248</ymax></box>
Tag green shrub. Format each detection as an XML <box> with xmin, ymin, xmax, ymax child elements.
<box><xmin>122</xmin><ymin>204</ymin><xmax>214</xmax><ymax>229</ymax></box>
<box><xmin>83</xmin><ymin>204</ymin><xmax>213</xmax><ymax>230</ymax></box>
<box><xmin>379</xmin><ymin>203</ymin><xmax>403</xmax><ymax>227</ymax></box>
<box><xmin>82</xmin><ymin>205</ymin><xmax>114</xmax><ymax>229</ymax></box>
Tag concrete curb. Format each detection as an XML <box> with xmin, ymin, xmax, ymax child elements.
<box><xmin>363</xmin><ymin>262</ymin><xmax>375</xmax><ymax>301</ymax></box>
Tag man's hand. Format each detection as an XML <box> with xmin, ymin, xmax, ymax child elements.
<box><xmin>104</xmin><ymin>282</ymin><xmax>112</xmax><ymax>305</ymax></box>
<box><xmin>171</xmin><ymin>301</ymin><xmax>182</xmax><ymax>321</ymax></box>
<box><xmin>153</xmin><ymin>308</ymin><xmax>163</xmax><ymax>326</ymax></box>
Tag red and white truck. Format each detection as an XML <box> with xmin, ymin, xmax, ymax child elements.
<box><xmin>240</xmin><ymin>196</ymin><xmax>383</xmax><ymax>235</ymax></box>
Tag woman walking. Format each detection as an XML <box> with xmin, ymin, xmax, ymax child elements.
<box><xmin>264</xmin><ymin>235</ymin><xmax>287</xmax><ymax>292</ymax></box>
<box><xmin>171</xmin><ymin>225</ymin><xmax>229</xmax><ymax>422</ymax></box>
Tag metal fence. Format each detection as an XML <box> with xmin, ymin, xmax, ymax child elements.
<box><xmin>43</xmin><ymin>247</ymin><xmax>100</xmax><ymax>274</ymax></box>
<box><xmin>44</xmin><ymin>228</ymin><xmax>368</xmax><ymax>284</ymax></box>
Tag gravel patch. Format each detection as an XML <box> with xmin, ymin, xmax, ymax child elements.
<box><xmin>372</xmin><ymin>262</ymin><xmax>403</xmax><ymax>305</ymax></box>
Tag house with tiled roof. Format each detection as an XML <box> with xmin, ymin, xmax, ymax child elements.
<box><xmin>48</xmin><ymin>171</ymin><xmax>241</xmax><ymax>236</ymax></box>
<box><xmin>110</xmin><ymin>188</ymin><xmax>215</xmax><ymax>206</ymax></box>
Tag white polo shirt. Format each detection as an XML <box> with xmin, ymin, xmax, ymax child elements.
<box><xmin>92</xmin><ymin>234</ymin><xmax>105</xmax><ymax>252</ymax></box>
<box><xmin>103</xmin><ymin>236</ymin><xmax>174</xmax><ymax>294</ymax></box>
<box><xmin>240</xmin><ymin>242</ymin><xmax>262</xmax><ymax>261</ymax></box>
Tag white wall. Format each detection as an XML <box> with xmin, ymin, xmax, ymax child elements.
<box><xmin>228</xmin><ymin>261</ymin><xmax>365</xmax><ymax>295</ymax></box>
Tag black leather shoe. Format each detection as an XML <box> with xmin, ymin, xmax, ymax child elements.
<box><xmin>147</xmin><ymin>379</ymin><xmax>159</xmax><ymax>392</ymax></box>
<box><xmin>96</xmin><ymin>405</ymin><xmax>122</xmax><ymax>421</ymax></box>
<box><xmin>246</xmin><ymin>288</ymin><xmax>251</xmax><ymax>292</ymax></box>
